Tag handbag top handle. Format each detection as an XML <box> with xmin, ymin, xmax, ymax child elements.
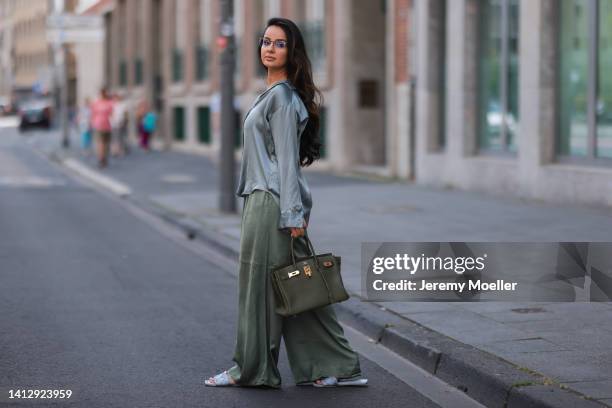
<box><xmin>289</xmin><ymin>230</ymin><xmax>321</xmax><ymax>270</ymax></box>
<box><xmin>289</xmin><ymin>231</ymin><xmax>334</xmax><ymax>305</ymax></box>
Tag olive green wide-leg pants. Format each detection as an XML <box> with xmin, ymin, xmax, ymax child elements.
<box><xmin>226</xmin><ymin>189</ymin><xmax>362</xmax><ymax>388</ymax></box>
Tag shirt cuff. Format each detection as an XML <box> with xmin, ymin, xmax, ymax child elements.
<box><xmin>279</xmin><ymin>204</ymin><xmax>305</xmax><ymax>229</ymax></box>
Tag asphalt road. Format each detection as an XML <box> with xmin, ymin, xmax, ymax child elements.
<box><xmin>0</xmin><ymin>122</ymin><xmax>479</xmax><ymax>408</ymax></box>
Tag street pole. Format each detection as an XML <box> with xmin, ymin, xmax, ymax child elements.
<box><xmin>51</xmin><ymin>4</ymin><xmax>70</xmax><ymax>149</ymax></box>
<box><xmin>218</xmin><ymin>0</ymin><xmax>236</xmax><ymax>213</ymax></box>
<box><xmin>60</xmin><ymin>42</ymin><xmax>69</xmax><ymax>148</ymax></box>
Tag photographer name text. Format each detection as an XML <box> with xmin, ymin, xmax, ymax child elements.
<box><xmin>372</xmin><ymin>279</ymin><xmax>518</xmax><ymax>292</ymax></box>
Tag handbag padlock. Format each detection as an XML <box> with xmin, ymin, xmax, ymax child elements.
<box><xmin>303</xmin><ymin>264</ymin><xmax>312</xmax><ymax>277</ymax></box>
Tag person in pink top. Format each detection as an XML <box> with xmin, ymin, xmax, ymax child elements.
<box><xmin>90</xmin><ymin>87</ymin><xmax>115</xmax><ymax>168</ymax></box>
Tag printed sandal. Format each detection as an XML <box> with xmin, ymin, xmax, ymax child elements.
<box><xmin>311</xmin><ymin>376</ymin><xmax>369</xmax><ymax>387</ymax></box>
<box><xmin>204</xmin><ymin>370</ymin><xmax>238</xmax><ymax>387</ymax></box>
<box><xmin>338</xmin><ymin>377</ymin><xmax>368</xmax><ymax>386</ymax></box>
<box><xmin>313</xmin><ymin>376</ymin><xmax>338</xmax><ymax>387</ymax></box>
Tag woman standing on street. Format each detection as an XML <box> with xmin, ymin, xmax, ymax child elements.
<box><xmin>90</xmin><ymin>88</ymin><xmax>114</xmax><ymax>168</ymax></box>
<box><xmin>204</xmin><ymin>17</ymin><xmax>368</xmax><ymax>389</ymax></box>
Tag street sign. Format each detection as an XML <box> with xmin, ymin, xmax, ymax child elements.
<box><xmin>47</xmin><ymin>14</ymin><xmax>103</xmax><ymax>30</ymax></box>
<box><xmin>46</xmin><ymin>13</ymin><xmax>104</xmax><ymax>44</ymax></box>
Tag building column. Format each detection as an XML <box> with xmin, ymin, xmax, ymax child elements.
<box><xmin>329</xmin><ymin>0</ymin><xmax>351</xmax><ymax>169</ymax></box>
<box><xmin>185</xmin><ymin>103</ymin><xmax>195</xmax><ymax>145</ymax></box>
<box><xmin>161</xmin><ymin>0</ymin><xmax>173</xmax><ymax>148</ymax></box>
<box><xmin>445</xmin><ymin>0</ymin><xmax>478</xmax><ymax>175</ymax></box>
<box><xmin>389</xmin><ymin>0</ymin><xmax>413</xmax><ymax>180</ymax></box>
<box><xmin>334</xmin><ymin>0</ymin><xmax>386</xmax><ymax>170</ymax></box>
<box><xmin>459</xmin><ymin>0</ymin><xmax>479</xmax><ymax>159</ymax></box>
<box><xmin>109</xmin><ymin>10</ymin><xmax>120</xmax><ymax>89</ymax></box>
<box><xmin>125</xmin><ymin>0</ymin><xmax>135</xmax><ymax>90</ymax></box>
<box><xmin>414</xmin><ymin>0</ymin><xmax>448</xmax><ymax>182</ymax></box>
<box><xmin>184</xmin><ymin>0</ymin><xmax>195</xmax><ymax>91</ymax></box>
<box><xmin>518</xmin><ymin>0</ymin><xmax>557</xmax><ymax>197</ymax></box>
<box><xmin>385</xmin><ymin>0</ymin><xmax>397</xmax><ymax>177</ymax></box>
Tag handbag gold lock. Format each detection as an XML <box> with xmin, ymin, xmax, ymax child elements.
<box><xmin>303</xmin><ymin>264</ymin><xmax>312</xmax><ymax>277</ymax></box>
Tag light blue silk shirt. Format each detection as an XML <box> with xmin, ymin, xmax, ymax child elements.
<box><xmin>235</xmin><ymin>79</ymin><xmax>312</xmax><ymax>229</ymax></box>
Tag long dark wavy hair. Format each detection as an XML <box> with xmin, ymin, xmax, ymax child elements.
<box><xmin>259</xmin><ymin>17</ymin><xmax>323</xmax><ymax>167</ymax></box>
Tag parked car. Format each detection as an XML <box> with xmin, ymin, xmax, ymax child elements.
<box><xmin>18</xmin><ymin>98</ymin><xmax>53</xmax><ymax>130</ymax></box>
<box><xmin>0</xmin><ymin>96</ymin><xmax>16</xmax><ymax>115</ymax></box>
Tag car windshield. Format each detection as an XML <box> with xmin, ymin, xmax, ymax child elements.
<box><xmin>21</xmin><ymin>99</ymin><xmax>51</xmax><ymax>109</ymax></box>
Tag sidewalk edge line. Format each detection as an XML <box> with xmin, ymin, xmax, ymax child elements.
<box><xmin>62</xmin><ymin>157</ymin><xmax>131</xmax><ymax>197</ymax></box>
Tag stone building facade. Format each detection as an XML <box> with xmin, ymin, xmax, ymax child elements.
<box><xmin>100</xmin><ymin>0</ymin><xmax>612</xmax><ymax>207</ymax></box>
<box><xmin>11</xmin><ymin>0</ymin><xmax>54</xmax><ymax>94</ymax></box>
<box><xmin>414</xmin><ymin>0</ymin><xmax>612</xmax><ymax>207</ymax></box>
<box><xmin>101</xmin><ymin>0</ymin><xmax>414</xmax><ymax>177</ymax></box>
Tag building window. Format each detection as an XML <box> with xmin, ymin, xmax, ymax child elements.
<box><xmin>134</xmin><ymin>58</ymin><xmax>143</xmax><ymax>85</ymax></box>
<box><xmin>173</xmin><ymin>49</ymin><xmax>183</xmax><ymax>82</ymax></box>
<box><xmin>319</xmin><ymin>106</ymin><xmax>327</xmax><ymax>159</ymax></box>
<box><xmin>559</xmin><ymin>0</ymin><xmax>589</xmax><ymax>157</ymax></box>
<box><xmin>233</xmin><ymin>0</ymin><xmax>243</xmax><ymax>80</ymax></box>
<box><xmin>301</xmin><ymin>0</ymin><xmax>327</xmax><ymax>78</ymax></box>
<box><xmin>104</xmin><ymin>13</ymin><xmax>112</xmax><ymax>87</ymax></box>
<box><xmin>195</xmin><ymin>0</ymin><xmax>212</xmax><ymax>81</ymax></box>
<box><xmin>172</xmin><ymin>0</ymin><xmax>186</xmax><ymax>82</ymax></box>
<box><xmin>117</xmin><ymin>0</ymin><xmax>128</xmax><ymax>87</ymax></box>
<box><xmin>134</xmin><ymin>0</ymin><xmax>144</xmax><ymax>85</ymax></box>
<box><xmin>477</xmin><ymin>0</ymin><xmax>519</xmax><ymax>153</ymax></box>
<box><xmin>195</xmin><ymin>45</ymin><xmax>209</xmax><ymax>81</ymax></box>
<box><xmin>421</xmin><ymin>0</ymin><xmax>447</xmax><ymax>152</ymax></box>
<box><xmin>197</xmin><ymin>106</ymin><xmax>211</xmax><ymax>144</ymax></box>
<box><xmin>559</xmin><ymin>0</ymin><xmax>612</xmax><ymax>160</ymax></box>
<box><xmin>598</xmin><ymin>0</ymin><xmax>612</xmax><ymax>159</ymax></box>
<box><xmin>173</xmin><ymin>106</ymin><xmax>185</xmax><ymax>141</ymax></box>
<box><xmin>119</xmin><ymin>60</ymin><xmax>127</xmax><ymax>87</ymax></box>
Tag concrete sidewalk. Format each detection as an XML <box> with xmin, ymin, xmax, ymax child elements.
<box><xmin>37</xmin><ymin>135</ymin><xmax>612</xmax><ymax>407</ymax></box>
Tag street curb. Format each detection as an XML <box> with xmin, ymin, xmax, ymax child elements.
<box><xmin>334</xmin><ymin>299</ymin><xmax>604</xmax><ymax>408</ymax></box>
<box><xmin>51</xmin><ymin>153</ymin><xmax>607</xmax><ymax>408</ymax></box>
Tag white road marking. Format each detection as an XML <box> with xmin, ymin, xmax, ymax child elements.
<box><xmin>0</xmin><ymin>148</ymin><xmax>65</xmax><ymax>188</ymax></box>
<box><xmin>63</xmin><ymin>158</ymin><xmax>131</xmax><ymax>197</ymax></box>
<box><xmin>0</xmin><ymin>176</ymin><xmax>65</xmax><ymax>188</ymax></box>
<box><xmin>0</xmin><ymin>116</ymin><xmax>19</xmax><ymax>128</ymax></box>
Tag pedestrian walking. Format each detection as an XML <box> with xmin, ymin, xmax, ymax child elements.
<box><xmin>204</xmin><ymin>17</ymin><xmax>368</xmax><ymax>389</ymax></box>
<box><xmin>136</xmin><ymin>100</ymin><xmax>156</xmax><ymax>151</ymax></box>
<box><xmin>111</xmin><ymin>93</ymin><xmax>130</xmax><ymax>157</ymax></box>
<box><xmin>90</xmin><ymin>88</ymin><xmax>114</xmax><ymax>168</ymax></box>
<box><xmin>77</xmin><ymin>97</ymin><xmax>92</xmax><ymax>152</ymax></box>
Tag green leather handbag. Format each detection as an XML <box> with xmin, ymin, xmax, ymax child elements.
<box><xmin>271</xmin><ymin>230</ymin><xmax>349</xmax><ymax>317</ymax></box>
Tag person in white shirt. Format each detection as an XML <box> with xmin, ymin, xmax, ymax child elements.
<box><xmin>111</xmin><ymin>93</ymin><xmax>130</xmax><ymax>157</ymax></box>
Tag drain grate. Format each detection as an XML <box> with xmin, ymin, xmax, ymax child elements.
<box><xmin>511</xmin><ymin>307</ymin><xmax>547</xmax><ymax>314</ymax></box>
<box><xmin>363</xmin><ymin>204</ymin><xmax>421</xmax><ymax>214</ymax></box>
